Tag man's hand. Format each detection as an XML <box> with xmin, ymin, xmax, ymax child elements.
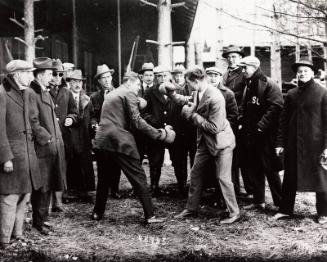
<box><xmin>3</xmin><ymin>160</ymin><xmax>13</xmax><ymax>173</ymax></box>
<box><xmin>158</xmin><ymin>82</ymin><xmax>177</xmax><ymax>97</ymax></box>
<box><xmin>275</xmin><ymin>147</ymin><xmax>284</xmax><ymax>156</ymax></box>
<box><xmin>181</xmin><ymin>102</ymin><xmax>196</xmax><ymax>120</ymax></box>
<box><xmin>137</xmin><ymin>97</ymin><xmax>147</xmax><ymax>110</ymax></box>
<box><xmin>64</xmin><ymin>117</ymin><xmax>73</xmax><ymax>127</ymax></box>
<box><xmin>163</xmin><ymin>125</ymin><xmax>176</xmax><ymax>144</ymax></box>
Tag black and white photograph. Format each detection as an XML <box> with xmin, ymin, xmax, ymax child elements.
<box><xmin>0</xmin><ymin>0</ymin><xmax>327</xmax><ymax>261</ymax></box>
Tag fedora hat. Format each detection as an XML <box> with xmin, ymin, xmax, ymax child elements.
<box><xmin>172</xmin><ymin>65</ymin><xmax>186</xmax><ymax>74</ymax></box>
<box><xmin>94</xmin><ymin>64</ymin><xmax>114</xmax><ymax>79</ymax></box>
<box><xmin>291</xmin><ymin>58</ymin><xmax>314</xmax><ymax>72</ymax></box>
<box><xmin>138</xmin><ymin>62</ymin><xmax>155</xmax><ymax>74</ymax></box>
<box><xmin>67</xmin><ymin>69</ymin><xmax>86</xmax><ymax>81</ymax></box>
<box><xmin>6</xmin><ymin>60</ymin><xmax>35</xmax><ymax>74</ymax></box>
<box><xmin>222</xmin><ymin>45</ymin><xmax>244</xmax><ymax>58</ymax></box>
<box><xmin>33</xmin><ymin>57</ymin><xmax>55</xmax><ymax>70</ymax></box>
<box><xmin>52</xmin><ymin>59</ymin><xmax>64</xmax><ymax>72</ymax></box>
<box><xmin>153</xmin><ymin>65</ymin><xmax>171</xmax><ymax>75</ymax></box>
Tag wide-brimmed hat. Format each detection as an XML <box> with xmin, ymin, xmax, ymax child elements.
<box><xmin>6</xmin><ymin>60</ymin><xmax>35</xmax><ymax>74</ymax></box>
<box><xmin>67</xmin><ymin>69</ymin><xmax>86</xmax><ymax>81</ymax></box>
<box><xmin>94</xmin><ymin>64</ymin><xmax>115</xmax><ymax>79</ymax></box>
<box><xmin>62</xmin><ymin>62</ymin><xmax>75</xmax><ymax>71</ymax></box>
<box><xmin>291</xmin><ymin>58</ymin><xmax>314</xmax><ymax>72</ymax></box>
<box><xmin>52</xmin><ymin>59</ymin><xmax>64</xmax><ymax>72</ymax></box>
<box><xmin>172</xmin><ymin>65</ymin><xmax>186</xmax><ymax>74</ymax></box>
<box><xmin>205</xmin><ymin>66</ymin><xmax>223</xmax><ymax>76</ymax></box>
<box><xmin>33</xmin><ymin>57</ymin><xmax>55</xmax><ymax>70</ymax></box>
<box><xmin>153</xmin><ymin>65</ymin><xmax>171</xmax><ymax>75</ymax></box>
<box><xmin>237</xmin><ymin>56</ymin><xmax>260</xmax><ymax>69</ymax></box>
<box><xmin>222</xmin><ymin>45</ymin><xmax>244</xmax><ymax>58</ymax></box>
<box><xmin>138</xmin><ymin>62</ymin><xmax>155</xmax><ymax>74</ymax></box>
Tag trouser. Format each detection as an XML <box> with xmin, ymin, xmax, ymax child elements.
<box><xmin>280</xmin><ymin>168</ymin><xmax>327</xmax><ymax>216</ymax></box>
<box><xmin>31</xmin><ymin>189</ymin><xmax>51</xmax><ymax>228</ymax></box>
<box><xmin>147</xmin><ymin>142</ymin><xmax>165</xmax><ymax>189</ymax></box>
<box><xmin>0</xmin><ymin>194</ymin><xmax>30</xmax><ymax>243</ymax></box>
<box><xmin>94</xmin><ymin>150</ymin><xmax>154</xmax><ymax>219</ymax></box>
<box><xmin>242</xmin><ymin>135</ymin><xmax>282</xmax><ymax>206</ymax></box>
<box><xmin>95</xmin><ymin>149</ymin><xmax>121</xmax><ymax>195</ymax></box>
<box><xmin>51</xmin><ymin>191</ymin><xmax>63</xmax><ymax>208</ymax></box>
<box><xmin>186</xmin><ymin>142</ymin><xmax>239</xmax><ymax>217</ymax></box>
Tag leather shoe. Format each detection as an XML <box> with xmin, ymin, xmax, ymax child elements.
<box><xmin>110</xmin><ymin>192</ymin><xmax>122</xmax><ymax>199</ymax></box>
<box><xmin>174</xmin><ymin>209</ymin><xmax>198</xmax><ymax>219</ymax></box>
<box><xmin>220</xmin><ymin>213</ymin><xmax>241</xmax><ymax>224</ymax></box>
<box><xmin>34</xmin><ymin>225</ymin><xmax>52</xmax><ymax>236</ymax></box>
<box><xmin>146</xmin><ymin>216</ymin><xmax>165</xmax><ymax>224</ymax></box>
<box><xmin>52</xmin><ymin>206</ymin><xmax>65</xmax><ymax>213</ymax></box>
<box><xmin>243</xmin><ymin>203</ymin><xmax>265</xmax><ymax>210</ymax></box>
<box><xmin>91</xmin><ymin>212</ymin><xmax>102</xmax><ymax>221</ymax></box>
<box><xmin>43</xmin><ymin>221</ymin><xmax>54</xmax><ymax>230</ymax></box>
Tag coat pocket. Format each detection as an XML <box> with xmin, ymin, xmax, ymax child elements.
<box><xmin>35</xmin><ymin>141</ymin><xmax>57</xmax><ymax>158</ymax></box>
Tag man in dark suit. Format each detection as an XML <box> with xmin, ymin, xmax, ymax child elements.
<box><xmin>49</xmin><ymin>59</ymin><xmax>77</xmax><ymax>209</ymax></box>
<box><xmin>92</xmin><ymin>71</ymin><xmax>175</xmax><ymax>223</ymax></box>
<box><xmin>90</xmin><ymin>64</ymin><xmax>121</xmax><ymax>199</ymax></box>
<box><xmin>143</xmin><ymin>65</ymin><xmax>174</xmax><ymax>196</ymax></box>
<box><xmin>161</xmin><ymin>67</ymin><xmax>240</xmax><ymax>224</ymax></box>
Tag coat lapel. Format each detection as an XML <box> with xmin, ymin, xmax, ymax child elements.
<box><xmin>196</xmin><ymin>87</ymin><xmax>211</xmax><ymax>112</ymax></box>
<box><xmin>3</xmin><ymin>76</ymin><xmax>24</xmax><ymax>108</ymax></box>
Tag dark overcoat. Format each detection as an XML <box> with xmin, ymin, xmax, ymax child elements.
<box><xmin>29</xmin><ymin>80</ymin><xmax>67</xmax><ymax>192</ymax></box>
<box><xmin>223</xmin><ymin>67</ymin><xmax>246</xmax><ymax>107</ymax></box>
<box><xmin>277</xmin><ymin>79</ymin><xmax>327</xmax><ymax>192</ymax></box>
<box><xmin>49</xmin><ymin>80</ymin><xmax>78</xmax><ymax>149</ymax></box>
<box><xmin>94</xmin><ymin>85</ymin><xmax>161</xmax><ymax>160</ymax></box>
<box><xmin>68</xmin><ymin>91</ymin><xmax>95</xmax><ymax>191</ymax></box>
<box><xmin>0</xmin><ymin>76</ymin><xmax>42</xmax><ymax>194</ymax></box>
<box><xmin>218</xmin><ymin>83</ymin><xmax>238</xmax><ymax>130</ymax></box>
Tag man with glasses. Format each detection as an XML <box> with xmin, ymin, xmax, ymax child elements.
<box><xmin>49</xmin><ymin>59</ymin><xmax>77</xmax><ymax>208</ymax></box>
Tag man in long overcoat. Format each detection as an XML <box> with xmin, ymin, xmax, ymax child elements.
<box><xmin>0</xmin><ymin>60</ymin><xmax>42</xmax><ymax>247</ymax></box>
<box><xmin>49</xmin><ymin>59</ymin><xmax>77</xmax><ymax>209</ymax></box>
<box><xmin>29</xmin><ymin>57</ymin><xmax>66</xmax><ymax>235</ymax></box>
<box><xmin>274</xmin><ymin>59</ymin><xmax>327</xmax><ymax>224</ymax></box>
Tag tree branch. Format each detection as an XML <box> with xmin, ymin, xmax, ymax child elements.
<box><xmin>9</xmin><ymin>17</ymin><xmax>25</xmax><ymax>29</ymax></box>
<box><xmin>34</xmin><ymin>35</ymin><xmax>48</xmax><ymax>45</ymax></box>
<box><xmin>14</xmin><ymin>37</ymin><xmax>28</xmax><ymax>46</ymax></box>
<box><xmin>139</xmin><ymin>0</ymin><xmax>157</xmax><ymax>8</ymax></box>
<box><xmin>287</xmin><ymin>0</ymin><xmax>327</xmax><ymax>16</ymax></box>
<box><xmin>146</xmin><ymin>39</ymin><xmax>160</xmax><ymax>45</ymax></box>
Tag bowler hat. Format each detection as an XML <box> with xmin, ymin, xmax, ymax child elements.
<box><xmin>205</xmin><ymin>66</ymin><xmax>223</xmax><ymax>75</ymax></box>
<box><xmin>67</xmin><ymin>70</ymin><xmax>86</xmax><ymax>81</ymax></box>
<box><xmin>33</xmin><ymin>57</ymin><xmax>55</xmax><ymax>70</ymax></box>
<box><xmin>94</xmin><ymin>64</ymin><xmax>115</xmax><ymax>79</ymax></box>
<box><xmin>138</xmin><ymin>62</ymin><xmax>154</xmax><ymax>74</ymax></box>
<box><xmin>153</xmin><ymin>65</ymin><xmax>171</xmax><ymax>74</ymax></box>
<box><xmin>291</xmin><ymin>58</ymin><xmax>314</xmax><ymax>72</ymax></box>
<box><xmin>52</xmin><ymin>59</ymin><xmax>64</xmax><ymax>72</ymax></box>
<box><xmin>172</xmin><ymin>65</ymin><xmax>186</xmax><ymax>74</ymax></box>
<box><xmin>222</xmin><ymin>45</ymin><xmax>244</xmax><ymax>58</ymax></box>
<box><xmin>237</xmin><ymin>56</ymin><xmax>260</xmax><ymax>69</ymax></box>
<box><xmin>6</xmin><ymin>60</ymin><xmax>35</xmax><ymax>74</ymax></box>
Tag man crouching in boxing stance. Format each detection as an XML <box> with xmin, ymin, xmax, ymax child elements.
<box><xmin>160</xmin><ymin>66</ymin><xmax>240</xmax><ymax>224</ymax></box>
<box><xmin>91</xmin><ymin>71</ymin><xmax>175</xmax><ymax>224</ymax></box>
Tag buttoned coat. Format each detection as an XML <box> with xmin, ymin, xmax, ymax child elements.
<box><xmin>223</xmin><ymin>67</ymin><xmax>246</xmax><ymax>107</ymax></box>
<box><xmin>0</xmin><ymin>76</ymin><xmax>42</xmax><ymax>194</ymax></box>
<box><xmin>277</xmin><ymin>79</ymin><xmax>327</xmax><ymax>192</ymax></box>
<box><xmin>29</xmin><ymin>80</ymin><xmax>66</xmax><ymax>192</ymax></box>
<box><xmin>93</xmin><ymin>85</ymin><xmax>161</xmax><ymax>160</ymax></box>
<box><xmin>49</xmin><ymin>80</ymin><xmax>78</xmax><ymax>150</ymax></box>
<box><xmin>174</xmin><ymin>84</ymin><xmax>235</xmax><ymax>156</ymax></box>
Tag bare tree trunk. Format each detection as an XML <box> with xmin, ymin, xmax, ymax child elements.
<box><xmin>324</xmin><ymin>15</ymin><xmax>327</xmax><ymax>88</ymax></box>
<box><xmin>157</xmin><ymin>0</ymin><xmax>172</xmax><ymax>67</ymax></box>
<box><xmin>24</xmin><ymin>0</ymin><xmax>35</xmax><ymax>63</ymax></box>
<box><xmin>72</xmin><ymin>0</ymin><xmax>78</xmax><ymax>66</ymax></box>
<box><xmin>194</xmin><ymin>41</ymin><xmax>203</xmax><ymax>66</ymax></box>
<box><xmin>185</xmin><ymin>38</ymin><xmax>195</xmax><ymax>68</ymax></box>
<box><xmin>271</xmin><ymin>4</ymin><xmax>282</xmax><ymax>87</ymax></box>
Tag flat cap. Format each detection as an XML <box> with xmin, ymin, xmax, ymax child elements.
<box><xmin>6</xmin><ymin>60</ymin><xmax>34</xmax><ymax>74</ymax></box>
<box><xmin>153</xmin><ymin>65</ymin><xmax>171</xmax><ymax>74</ymax></box>
<box><xmin>205</xmin><ymin>67</ymin><xmax>223</xmax><ymax>75</ymax></box>
<box><xmin>237</xmin><ymin>56</ymin><xmax>260</xmax><ymax>69</ymax></box>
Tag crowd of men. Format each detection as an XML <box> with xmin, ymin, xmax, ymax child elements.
<box><xmin>1</xmin><ymin>44</ymin><xmax>327</xmax><ymax>249</ymax></box>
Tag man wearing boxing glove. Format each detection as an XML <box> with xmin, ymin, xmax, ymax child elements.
<box><xmin>92</xmin><ymin>71</ymin><xmax>174</xmax><ymax>224</ymax></box>
<box><xmin>160</xmin><ymin>67</ymin><xmax>240</xmax><ymax>224</ymax></box>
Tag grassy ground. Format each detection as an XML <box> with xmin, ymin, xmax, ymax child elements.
<box><xmin>1</xmin><ymin>164</ymin><xmax>327</xmax><ymax>262</ymax></box>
